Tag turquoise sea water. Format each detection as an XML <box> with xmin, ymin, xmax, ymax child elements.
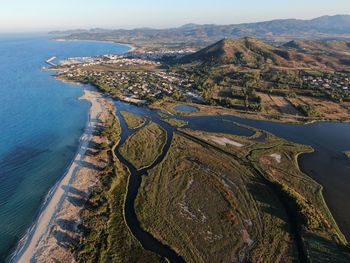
<box><xmin>0</xmin><ymin>34</ymin><xmax>129</xmax><ymax>261</ymax></box>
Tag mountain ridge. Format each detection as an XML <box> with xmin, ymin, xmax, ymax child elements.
<box><xmin>51</xmin><ymin>15</ymin><xmax>350</xmax><ymax>46</ymax></box>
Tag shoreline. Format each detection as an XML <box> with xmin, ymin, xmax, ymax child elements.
<box><xmin>52</xmin><ymin>37</ymin><xmax>136</xmax><ymax>53</ymax></box>
<box><xmin>11</xmin><ymin>87</ymin><xmax>111</xmax><ymax>262</ymax></box>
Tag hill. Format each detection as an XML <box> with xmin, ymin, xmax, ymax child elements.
<box><xmin>178</xmin><ymin>37</ymin><xmax>292</xmax><ymax>67</ymax></box>
<box><xmin>178</xmin><ymin>38</ymin><xmax>350</xmax><ymax>71</ymax></box>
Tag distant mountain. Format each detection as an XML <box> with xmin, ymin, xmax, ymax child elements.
<box><xmin>231</xmin><ymin>15</ymin><xmax>350</xmax><ymax>36</ymax></box>
<box><xmin>178</xmin><ymin>37</ymin><xmax>350</xmax><ymax>70</ymax></box>
<box><xmin>51</xmin><ymin>15</ymin><xmax>350</xmax><ymax>47</ymax></box>
<box><xmin>50</xmin><ymin>28</ymin><xmax>112</xmax><ymax>35</ymax></box>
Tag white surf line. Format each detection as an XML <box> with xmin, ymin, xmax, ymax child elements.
<box><xmin>12</xmin><ymin>89</ymin><xmax>102</xmax><ymax>263</ymax></box>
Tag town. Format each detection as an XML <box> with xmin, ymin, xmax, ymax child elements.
<box><xmin>55</xmin><ymin>54</ymin><xmax>202</xmax><ymax>105</ymax></box>
<box><xmin>126</xmin><ymin>47</ymin><xmax>196</xmax><ymax>61</ymax></box>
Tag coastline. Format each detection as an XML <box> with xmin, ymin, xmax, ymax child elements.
<box><xmin>11</xmin><ymin>87</ymin><xmax>114</xmax><ymax>262</ymax></box>
<box><xmin>52</xmin><ymin>37</ymin><xmax>137</xmax><ymax>53</ymax></box>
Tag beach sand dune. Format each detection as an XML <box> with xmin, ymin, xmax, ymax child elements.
<box><xmin>13</xmin><ymin>88</ymin><xmax>113</xmax><ymax>263</ymax></box>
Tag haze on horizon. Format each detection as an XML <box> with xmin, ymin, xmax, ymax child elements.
<box><xmin>1</xmin><ymin>0</ymin><xmax>350</xmax><ymax>32</ymax></box>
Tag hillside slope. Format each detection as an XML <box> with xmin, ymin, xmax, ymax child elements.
<box><xmin>178</xmin><ymin>38</ymin><xmax>350</xmax><ymax>70</ymax></box>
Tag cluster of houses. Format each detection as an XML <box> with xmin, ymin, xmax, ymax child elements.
<box><xmin>126</xmin><ymin>48</ymin><xmax>196</xmax><ymax>61</ymax></box>
<box><xmin>302</xmin><ymin>74</ymin><xmax>349</xmax><ymax>91</ymax></box>
<box><xmin>59</xmin><ymin>55</ymin><xmax>160</xmax><ymax>67</ymax></box>
<box><xmin>57</xmin><ymin>56</ymin><xmax>202</xmax><ymax>103</ymax></box>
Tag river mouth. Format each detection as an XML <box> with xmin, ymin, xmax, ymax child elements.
<box><xmin>113</xmin><ymin>100</ymin><xmax>350</xmax><ymax>260</ymax></box>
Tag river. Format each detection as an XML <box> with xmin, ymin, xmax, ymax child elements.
<box><xmin>113</xmin><ymin>100</ymin><xmax>350</xmax><ymax>260</ymax></box>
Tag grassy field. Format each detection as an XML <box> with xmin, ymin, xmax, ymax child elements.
<box><xmin>120</xmin><ymin>122</ymin><xmax>167</xmax><ymax>170</ymax></box>
<box><xmin>157</xmin><ymin>111</ymin><xmax>188</xmax><ymax>127</ymax></box>
<box><xmin>77</xmin><ymin>102</ymin><xmax>350</xmax><ymax>262</ymax></box>
<box><xmin>248</xmin><ymin>142</ymin><xmax>350</xmax><ymax>262</ymax></box>
<box><xmin>121</xmin><ymin>111</ymin><xmax>146</xmax><ymax>129</ymax></box>
<box><xmin>80</xmin><ymin>62</ymin><xmax>161</xmax><ymax>72</ymax></box>
<box><xmin>176</xmin><ymin>128</ymin><xmax>350</xmax><ymax>262</ymax></box>
<box><xmin>257</xmin><ymin>92</ymin><xmax>301</xmax><ymax>115</ymax></box>
<box><xmin>75</xmin><ymin>113</ymin><xmax>161</xmax><ymax>263</ymax></box>
<box><xmin>160</xmin><ymin>116</ymin><xmax>188</xmax><ymax>127</ymax></box>
<box><xmin>288</xmin><ymin>96</ymin><xmax>350</xmax><ymax>119</ymax></box>
<box><xmin>135</xmin><ymin>132</ymin><xmax>299</xmax><ymax>262</ymax></box>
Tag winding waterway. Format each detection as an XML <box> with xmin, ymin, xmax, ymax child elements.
<box><xmin>114</xmin><ymin>102</ymin><xmax>184</xmax><ymax>262</ymax></box>
<box><xmin>113</xmin><ymin>100</ymin><xmax>350</xmax><ymax>262</ymax></box>
<box><xmin>113</xmin><ymin>101</ymin><xmax>261</xmax><ymax>262</ymax></box>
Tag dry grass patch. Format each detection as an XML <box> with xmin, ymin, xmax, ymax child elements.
<box><xmin>121</xmin><ymin>111</ymin><xmax>146</xmax><ymax>129</ymax></box>
<box><xmin>135</xmin><ymin>133</ymin><xmax>297</xmax><ymax>262</ymax></box>
<box><xmin>120</xmin><ymin>122</ymin><xmax>167</xmax><ymax>169</ymax></box>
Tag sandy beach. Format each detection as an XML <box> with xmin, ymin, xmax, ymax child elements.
<box><xmin>12</xmin><ymin>87</ymin><xmax>114</xmax><ymax>263</ymax></box>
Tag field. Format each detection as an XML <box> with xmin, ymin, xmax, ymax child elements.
<box><xmin>134</xmin><ymin>126</ymin><xmax>350</xmax><ymax>262</ymax></box>
<box><xmin>120</xmin><ymin>122</ymin><xmax>167</xmax><ymax>169</ymax></box>
<box><xmin>257</xmin><ymin>92</ymin><xmax>301</xmax><ymax>115</ymax></box>
<box><xmin>74</xmin><ymin>104</ymin><xmax>350</xmax><ymax>262</ymax></box>
<box><xmin>121</xmin><ymin>111</ymin><xmax>146</xmax><ymax>129</ymax></box>
<box><xmin>81</xmin><ymin>63</ymin><xmax>161</xmax><ymax>72</ymax></box>
<box><xmin>160</xmin><ymin>116</ymin><xmax>188</xmax><ymax>127</ymax></box>
<box><xmin>288</xmin><ymin>96</ymin><xmax>350</xmax><ymax>119</ymax></box>
<box><xmin>179</xmin><ymin>128</ymin><xmax>350</xmax><ymax>261</ymax></box>
<box><xmin>135</xmin><ymin>132</ymin><xmax>298</xmax><ymax>262</ymax></box>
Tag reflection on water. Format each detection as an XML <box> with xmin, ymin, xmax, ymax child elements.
<box><xmin>174</xmin><ymin>104</ymin><xmax>199</xmax><ymax>113</ymax></box>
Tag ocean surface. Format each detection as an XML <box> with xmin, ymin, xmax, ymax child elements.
<box><xmin>0</xmin><ymin>34</ymin><xmax>129</xmax><ymax>261</ymax></box>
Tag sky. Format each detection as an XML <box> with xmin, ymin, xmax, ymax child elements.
<box><xmin>1</xmin><ymin>0</ymin><xmax>350</xmax><ymax>32</ymax></box>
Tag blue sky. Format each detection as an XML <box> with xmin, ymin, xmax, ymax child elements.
<box><xmin>1</xmin><ymin>0</ymin><xmax>350</xmax><ymax>32</ymax></box>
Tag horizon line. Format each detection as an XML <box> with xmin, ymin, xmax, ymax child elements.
<box><xmin>0</xmin><ymin>13</ymin><xmax>349</xmax><ymax>34</ymax></box>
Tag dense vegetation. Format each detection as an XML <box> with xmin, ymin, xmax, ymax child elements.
<box><xmin>120</xmin><ymin>122</ymin><xmax>167</xmax><ymax>170</ymax></box>
<box><xmin>75</xmin><ymin>112</ymin><xmax>161</xmax><ymax>262</ymax></box>
<box><xmin>121</xmin><ymin>111</ymin><xmax>146</xmax><ymax>129</ymax></box>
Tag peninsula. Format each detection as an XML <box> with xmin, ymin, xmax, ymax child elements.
<box><xmin>32</xmin><ymin>33</ymin><xmax>350</xmax><ymax>262</ymax></box>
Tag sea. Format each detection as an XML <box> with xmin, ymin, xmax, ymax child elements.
<box><xmin>0</xmin><ymin>33</ymin><xmax>129</xmax><ymax>261</ymax></box>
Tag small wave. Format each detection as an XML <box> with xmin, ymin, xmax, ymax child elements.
<box><xmin>9</xmin><ymin>176</ymin><xmax>61</xmax><ymax>262</ymax></box>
